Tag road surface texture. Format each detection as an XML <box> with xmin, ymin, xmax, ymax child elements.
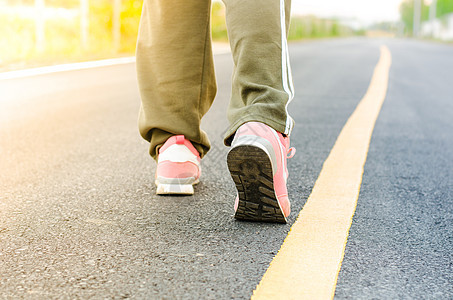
<box><xmin>1</xmin><ymin>38</ymin><xmax>452</xmax><ymax>299</ymax></box>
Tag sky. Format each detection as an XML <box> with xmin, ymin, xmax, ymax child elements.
<box><xmin>291</xmin><ymin>0</ymin><xmax>404</xmax><ymax>24</ymax></box>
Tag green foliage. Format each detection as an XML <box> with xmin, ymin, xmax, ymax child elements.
<box><xmin>0</xmin><ymin>0</ymin><xmax>142</xmax><ymax>71</ymax></box>
<box><xmin>437</xmin><ymin>0</ymin><xmax>453</xmax><ymax>17</ymax></box>
<box><xmin>400</xmin><ymin>0</ymin><xmax>415</xmax><ymax>34</ymax></box>
<box><xmin>210</xmin><ymin>2</ymin><xmax>353</xmax><ymax>42</ymax></box>
<box><xmin>89</xmin><ymin>0</ymin><xmax>142</xmax><ymax>53</ymax></box>
<box><xmin>399</xmin><ymin>0</ymin><xmax>453</xmax><ymax>35</ymax></box>
<box><xmin>44</xmin><ymin>17</ymin><xmax>80</xmax><ymax>58</ymax></box>
<box><xmin>0</xmin><ymin>1</ymin><xmax>355</xmax><ymax>71</ymax></box>
<box><xmin>0</xmin><ymin>13</ymin><xmax>96</xmax><ymax>69</ymax></box>
<box><xmin>0</xmin><ymin>14</ymin><xmax>35</xmax><ymax>68</ymax></box>
<box><xmin>287</xmin><ymin>16</ymin><xmax>353</xmax><ymax>40</ymax></box>
<box><xmin>87</xmin><ymin>0</ymin><xmax>143</xmax><ymax>53</ymax></box>
<box><xmin>211</xmin><ymin>2</ymin><xmax>228</xmax><ymax>41</ymax></box>
<box><xmin>5</xmin><ymin>0</ymin><xmax>79</xmax><ymax>8</ymax></box>
<box><xmin>120</xmin><ymin>0</ymin><xmax>143</xmax><ymax>52</ymax></box>
<box><xmin>88</xmin><ymin>0</ymin><xmax>114</xmax><ymax>53</ymax></box>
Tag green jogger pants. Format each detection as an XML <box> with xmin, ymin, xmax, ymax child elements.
<box><xmin>136</xmin><ymin>0</ymin><xmax>294</xmax><ymax>160</ymax></box>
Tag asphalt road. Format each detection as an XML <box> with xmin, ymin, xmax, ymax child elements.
<box><xmin>1</xmin><ymin>38</ymin><xmax>452</xmax><ymax>299</ymax></box>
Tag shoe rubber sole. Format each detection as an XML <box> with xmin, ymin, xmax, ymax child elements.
<box><xmin>227</xmin><ymin>145</ymin><xmax>287</xmax><ymax>223</ymax></box>
<box><xmin>156</xmin><ymin>184</ymin><xmax>194</xmax><ymax>195</ymax></box>
<box><xmin>155</xmin><ymin>178</ymin><xmax>199</xmax><ymax>195</ymax></box>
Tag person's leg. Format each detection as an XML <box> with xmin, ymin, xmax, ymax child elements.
<box><xmin>222</xmin><ymin>0</ymin><xmax>294</xmax><ymax>145</ymax></box>
<box><xmin>136</xmin><ymin>0</ymin><xmax>216</xmax><ymax>160</ymax></box>
<box><xmin>222</xmin><ymin>0</ymin><xmax>296</xmax><ymax>222</ymax></box>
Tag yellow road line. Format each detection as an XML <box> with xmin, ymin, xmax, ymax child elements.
<box><xmin>252</xmin><ymin>45</ymin><xmax>392</xmax><ymax>300</ymax></box>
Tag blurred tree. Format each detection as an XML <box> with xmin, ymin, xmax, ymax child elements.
<box><xmin>400</xmin><ymin>0</ymin><xmax>430</xmax><ymax>35</ymax></box>
<box><xmin>35</xmin><ymin>0</ymin><xmax>45</xmax><ymax>53</ymax></box>
<box><xmin>113</xmin><ymin>0</ymin><xmax>121</xmax><ymax>52</ymax></box>
<box><xmin>80</xmin><ymin>0</ymin><xmax>89</xmax><ymax>50</ymax></box>
<box><xmin>211</xmin><ymin>1</ymin><xmax>228</xmax><ymax>41</ymax></box>
<box><xmin>437</xmin><ymin>0</ymin><xmax>453</xmax><ymax>17</ymax></box>
<box><xmin>87</xmin><ymin>0</ymin><xmax>142</xmax><ymax>53</ymax></box>
<box><xmin>5</xmin><ymin>0</ymin><xmax>34</xmax><ymax>5</ymax></box>
<box><xmin>119</xmin><ymin>0</ymin><xmax>142</xmax><ymax>52</ymax></box>
<box><xmin>46</xmin><ymin>0</ymin><xmax>79</xmax><ymax>8</ymax></box>
<box><xmin>5</xmin><ymin>0</ymin><xmax>79</xmax><ymax>7</ymax></box>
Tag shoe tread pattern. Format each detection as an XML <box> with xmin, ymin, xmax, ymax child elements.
<box><xmin>227</xmin><ymin>145</ymin><xmax>287</xmax><ymax>223</ymax></box>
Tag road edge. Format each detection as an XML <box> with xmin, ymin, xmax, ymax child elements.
<box><xmin>0</xmin><ymin>43</ymin><xmax>231</xmax><ymax>81</ymax></box>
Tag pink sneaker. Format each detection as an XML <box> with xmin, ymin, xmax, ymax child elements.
<box><xmin>155</xmin><ymin>135</ymin><xmax>201</xmax><ymax>195</ymax></box>
<box><xmin>227</xmin><ymin>122</ymin><xmax>295</xmax><ymax>223</ymax></box>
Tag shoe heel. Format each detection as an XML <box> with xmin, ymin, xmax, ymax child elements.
<box><xmin>156</xmin><ymin>183</ymin><xmax>194</xmax><ymax>195</ymax></box>
<box><xmin>227</xmin><ymin>145</ymin><xmax>286</xmax><ymax>223</ymax></box>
